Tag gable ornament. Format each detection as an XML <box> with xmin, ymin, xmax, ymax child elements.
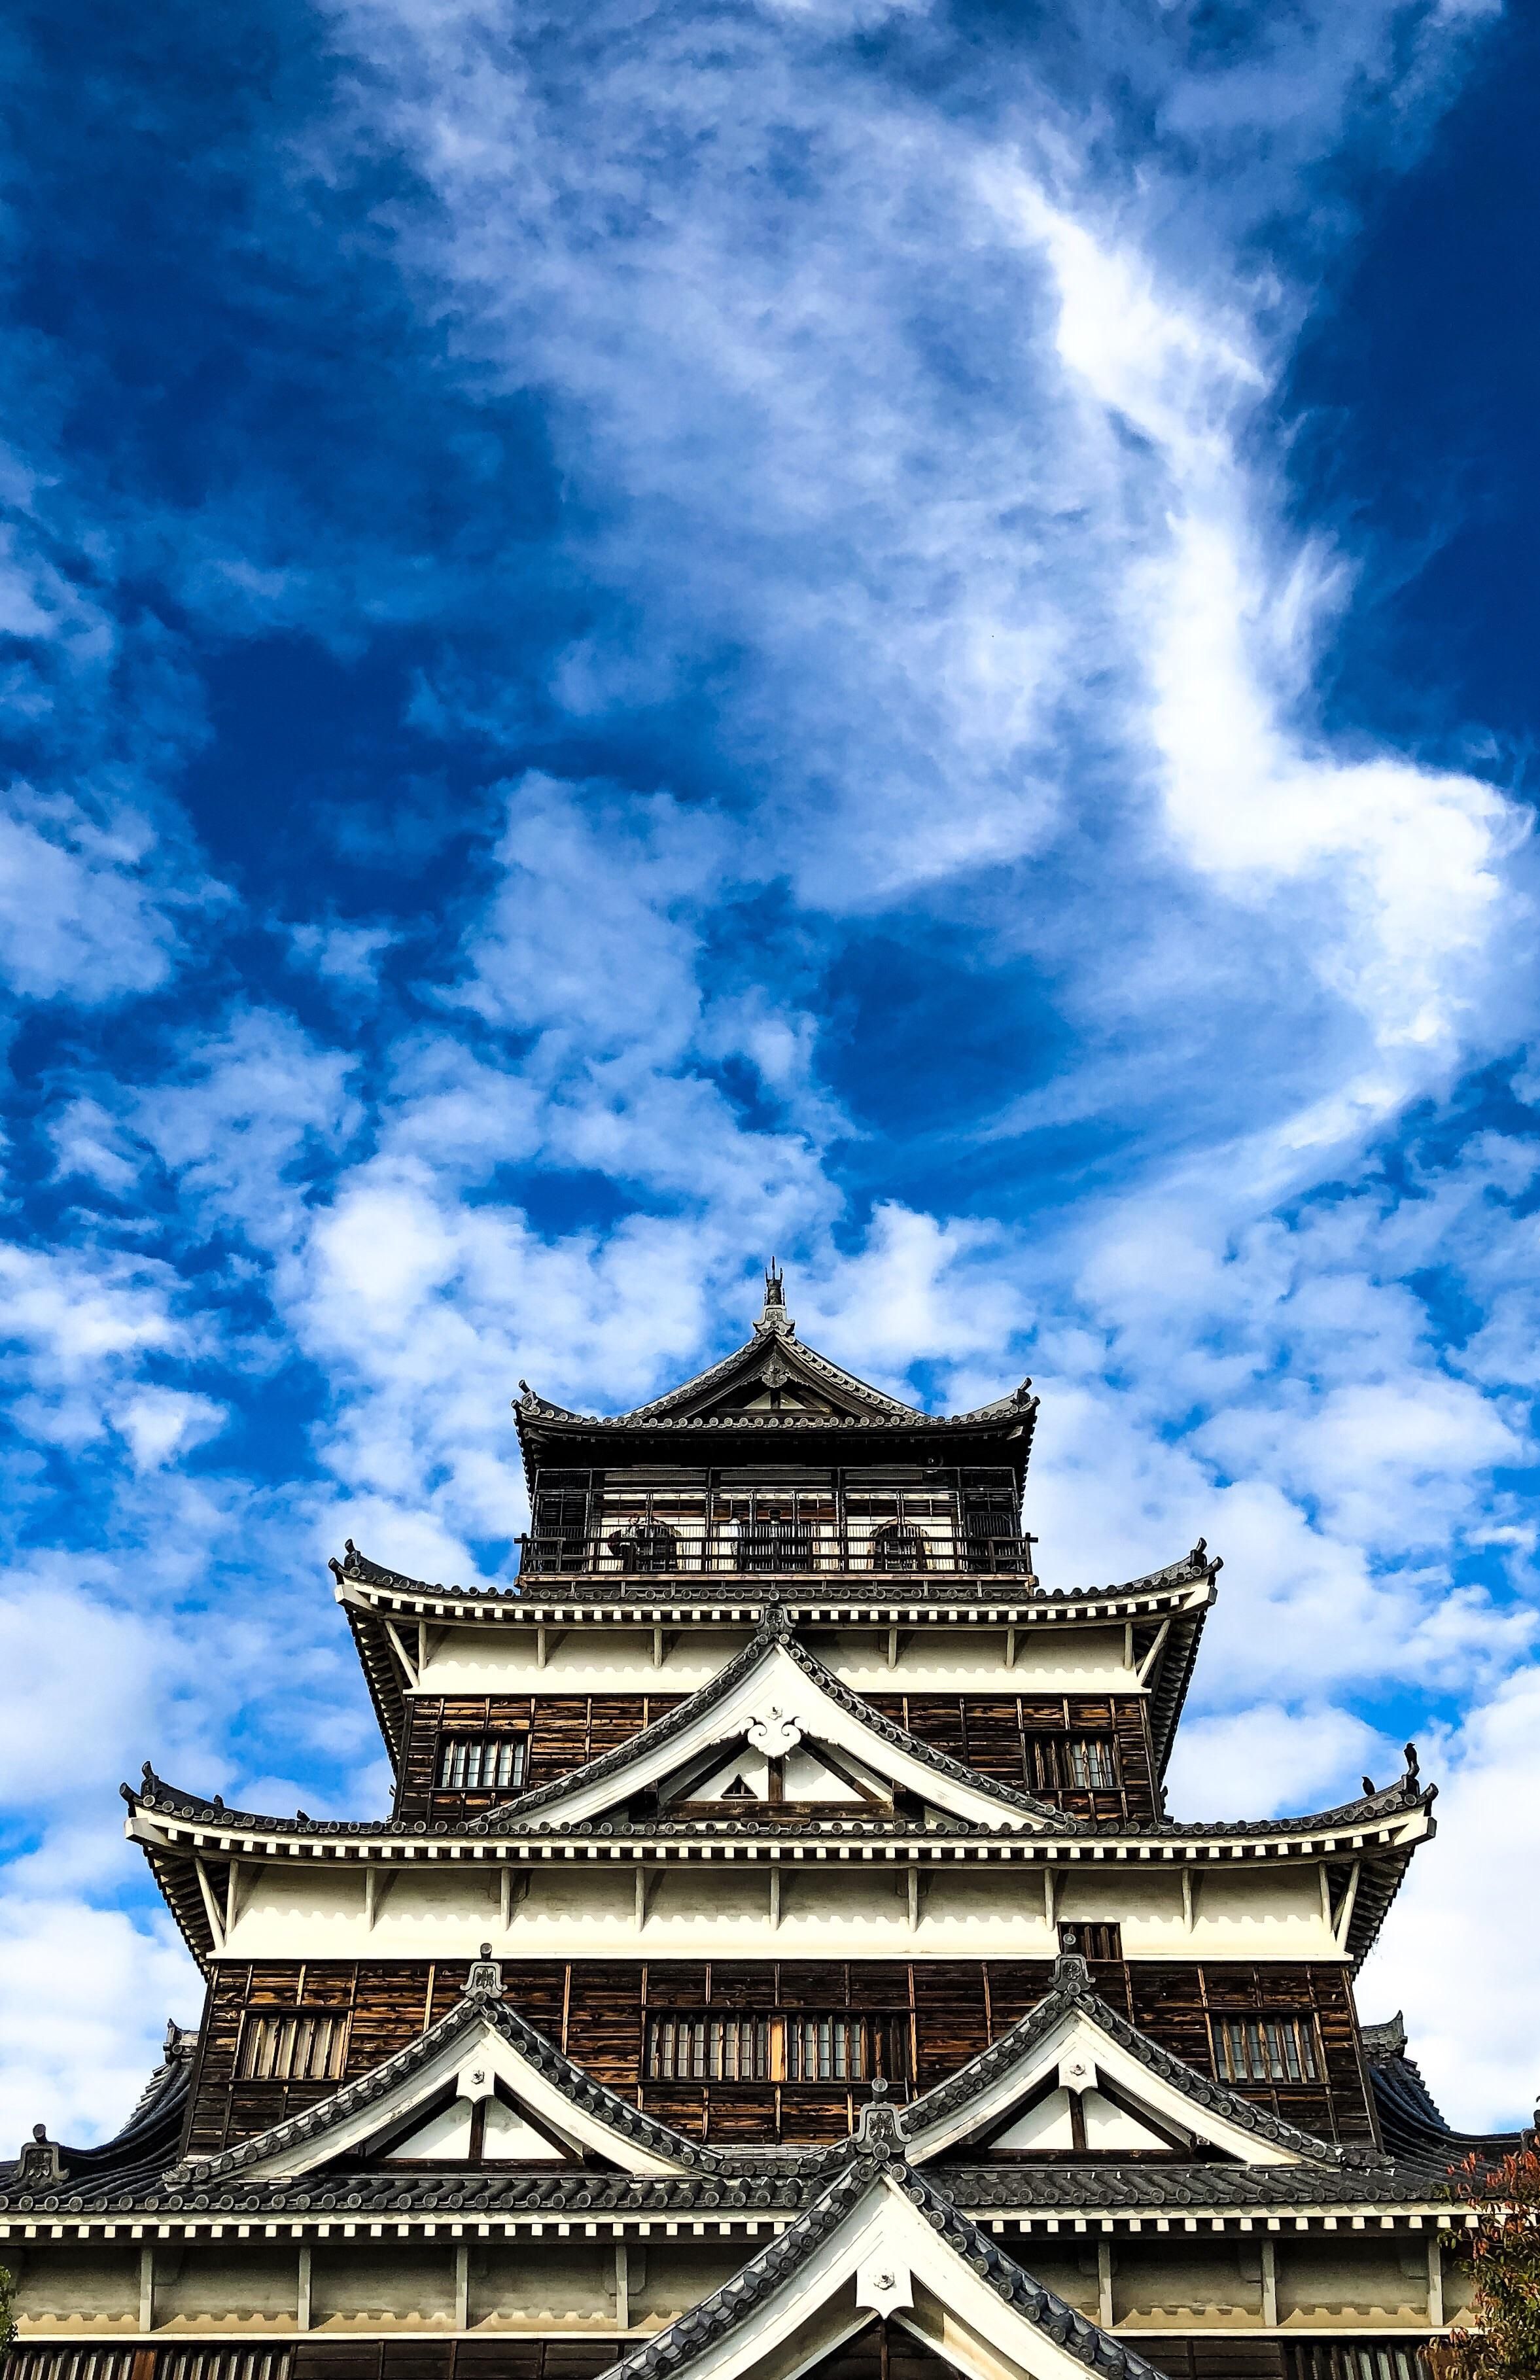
<box><xmin>466</xmin><ymin>1942</ymin><xmax>504</xmax><ymax>1997</ymax></box>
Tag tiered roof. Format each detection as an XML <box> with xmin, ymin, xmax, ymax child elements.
<box><xmin>512</xmin><ymin>1269</ymin><xmax>1041</xmax><ymax>1471</ymax></box>
<box><xmin>332</xmin><ymin>1539</ymin><xmax>1219</xmax><ymax>1777</ymax></box>
<box><xmin>122</xmin><ymin>1600</ymin><xmax>1435</xmax><ymax>1973</ymax></box>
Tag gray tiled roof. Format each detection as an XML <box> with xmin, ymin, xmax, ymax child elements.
<box><xmin>602</xmin><ymin>2131</ymin><xmax>1169</xmax><ymax>2380</ymax></box>
<box><xmin>163</xmin><ymin>1984</ymin><xmax>814</xmax><ymax>2189</ymax></box>
<box><xmin>901</xmin><ymin>1954</ymin><xmax>1354</xmax><ymax>2167</ymax></box>
<box><xmin>468</xmin><ymin>1605</ymin><xmax>1081</xmax><ymax>1833</ymax></box>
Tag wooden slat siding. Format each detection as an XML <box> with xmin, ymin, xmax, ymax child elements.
<box><xmin>1129</xmin><ymin>1963</ymin><xmax>1375</xmax><ymax>2143</ymax></box>
<box><xmin>1149</xmin><ymin>2353</ymin><xmax>1291</xmax><ymax>2380</ymax></box>
<box><xmin>395</xmin><ymin>1694</ymin><xmax>685</xmax><ymax>1823</ymax></box>
<box><xmin>980</xmin><ymin>1960</ymin><xmax>1059</xmax><ymax>2033</ymax></box>
<box><xmin>290</xmin><ymin>2347</ymin><xmax>624</xmax><ymax>2380</ymax></box>
<box><xmin>1113</xmin><ymin>1698</ymin><xmax>1159</xmax><ymax>1818</ymax></box>
<box><xmin>862</xmin><ymin>1694</ymin><xmax>1157</xmax><ymax>1824</ymax></box>
<box><xmin>911</xmin><ymin>1963</ymin><xmax>990</xmax><ymax>2088</ymax></box>
<box><xmin>185</xmin><ymin>1955</ymin><xmax>1376</xmax><ymax>2150</ymax></box>
<box><xmin>780</xmin><ymin>2090</ymin><xmax>857</xmax><ymax>2142</ymax></box>
<box><xmin>565</xmin><ymin>1961</ymin><xmax>646</xmax><ymax>2091</ymax></box>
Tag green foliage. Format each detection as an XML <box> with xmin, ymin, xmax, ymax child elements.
<box><xmin>0</xmin><ymin>2261</ymin><xmax>14</xmax><ymax>2351</ymax></box>
<box><xmin>1437</xmin><ymin>2144</ymin><xmax>1540</xmax><ymax>2379</ymax></box>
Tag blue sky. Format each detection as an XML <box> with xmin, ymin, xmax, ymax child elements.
<box><xmin>2</xmin><ymin>0</ymin><xmax>1539</xmax><ymax>2141</ymax></box>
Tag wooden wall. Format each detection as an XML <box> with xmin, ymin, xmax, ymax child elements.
<box><xmin>864</xmin><ymin>1694</ymin><xmax>1158</xmax><ymax>1824</ymax></box>
<box><xmin>393</xmin><ymin>1696</ymin><xmax>1157</xmax><ymax>1826</ymax></box>
<box><xmin>394</xmin><ymin>1697</ymin><xmax>684</xmax><ymax>1823</ymax></box>
<box><xmin>184</xmin><ymin>1957</ymin><xmax>1373</xmax><ymax>2154</ymax></box>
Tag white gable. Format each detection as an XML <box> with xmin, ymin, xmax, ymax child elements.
<box><xmin>229</xmin><ymin>2011</ymin><xmax>688</xmax><ymax>2181</ymax></box>
<box><xmin>991</xmin><ymin>2087</ymin><xmax>1174</xmax><ymax>2155</ymax></box>
<box><xmin>903</xmin><ymin>2001</ymin><xmax>1306</xmax><ymax>2167</ymax></box>
<box><xmin>511</xmin><ymin>1638</ymin><xmax>1048</xmax><ymax>1833</ymax></box>
<box><xmin>622</xmin><ymin>2167</ymin><xmax>1154</xmax><ymax>2380</ymax></box>
<box><xmin>674</xmin><ymin>1741</ymin><xmax>878</xmax><ymax>1807</ymax></box>
<box><xmin>387</xmin><ymin>2093</ymin><xmax>569</xmax><ymax>2163</ymax></box>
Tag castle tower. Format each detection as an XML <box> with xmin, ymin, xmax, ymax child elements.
<box><xmin>1</xmin><ymin>1273</ymin><xmax>1514</xmax><ymax>2380</ymax></box>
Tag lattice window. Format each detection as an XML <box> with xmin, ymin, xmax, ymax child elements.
<box><xmin>1215</xmin><ymin>2014</ymin><xmax>1320</xmax><ymax>2086</ymax></box>
<box><xmin>3</xmin><ymin>2354</ymin><xmax>154</xmax><ymax>2380</ymax></box>
<box><xmin>162</xmin><ymin>2357</ymin><xmax>294</xmax><ymax>2380</ymax></box>
<box><xmin>1029</xmin><ymin>1736</ymin><xmax>1119</xmax><ymax>1793</ymax></box>
<box><xmin>784</xmin><ymin>2014</ymin><xmax>866</xmax><ymax>2080</ymax></box>
<box><xmin>237</xmin><ymin>2011</ymin><xmax>349</xmax><ymax>2084</ymax></box>
<box><xmin>1282</xmin><ymin>2347</ymin><xmax>1432</xmax><ymax>2380</ymax></box>
<box><xmin>437</xmin><ymin>1734</ymin><xmax>527</xmax><ymax>1793</ymax></box>
<box><xmin>1066</xmin><ymin>1738</ymin><xmax>1119</xmax><ymax>1790</ymax></box>
<box><xmin>646</xmin><ymin>2015</ymin><xmax>771</xmax><ymax>2080</ymax></box>
<box><xmin>646</xmin><ymin>2011</ymin><xmax>903</xmax><ymax>2084</ymax></box>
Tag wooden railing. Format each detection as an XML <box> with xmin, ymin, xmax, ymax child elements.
<box><xmin>515</xmin><ymin>1521</ymin><xmax>1033</xmax><ymax>1579</ymax></box>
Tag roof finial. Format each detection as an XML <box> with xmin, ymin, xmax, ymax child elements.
<box><xmin>755</xmin><ymin>1260</ymin><xmax>794</xmax><ymax>1336</ymax></box>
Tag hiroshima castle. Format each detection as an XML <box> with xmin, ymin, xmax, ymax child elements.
<box><xmin>1</xmin><ymin>1270</ymin><xmax>1523</xmax><ymax>2380</ymax></box>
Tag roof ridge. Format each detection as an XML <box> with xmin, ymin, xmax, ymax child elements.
<box><xmin>166</xmin><ymin>1981</ymin><xmax>810</xmax><ymax>2187</ymax></box>
<box><xmin>604</xmin><ymin>2138</ymin><xmax>1168</xmax><ymax>2380</ymax></box>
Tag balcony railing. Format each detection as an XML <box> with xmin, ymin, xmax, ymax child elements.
<box><xmin>515</xmin><ymin>1520</ymin><xmax>1034</xmax><ymax>1580</ymax></box>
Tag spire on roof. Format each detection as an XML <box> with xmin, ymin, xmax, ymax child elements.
<box><xmin>754</xmin><ymin>1259</ymin><xmax>796</xmax><ymax>1337</ymax></box>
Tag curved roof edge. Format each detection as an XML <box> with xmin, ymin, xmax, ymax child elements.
<box><xmin>329</xmin><ymin>1535</ymin><xmax>1219</xmax><ymax>1614</ymax></box>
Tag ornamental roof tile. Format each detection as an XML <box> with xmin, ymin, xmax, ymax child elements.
<box><xmin>0</xmin><ymin>2148</ymin><xmax>1492</xmax><ymax>2224</ymax></box>
<box><xmin>513</xmin><ymin>1269</ymin><xmax>1020</xmax><ymax>1433</ymax></box>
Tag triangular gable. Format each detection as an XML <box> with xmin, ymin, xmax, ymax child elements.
<box><xmin>604</xmin><ymin>2141</ymin><xmax>1167</xmax><ymax>2380</ymax></box>
<box><xmin>622</xmin><ymin>1331</ymin><xmax>920</xmax><ymax>1425</ymax></box>
<box><xmin>472</xmin><ymin>1614</ymin><xmax>1073</xmax><ymax>1836</ymax></box>
<box><xmin>899</xmin><ymin>1959</ymin><xmax>1338</xmax><ymax>2169</ymax></box>
<box><xmin>608</xmin><ymin>1270</ymin><xmax>925</xmax><ymax>1426</ymax></box>
<box><xmin>670</xmin><ymin>1738</ymin><xmax>885</xmax><ymax>1811</ymax></box>
<box><xmin>166</xmin><ymin>1979</ymin><xmax>703</xmax><ymax>2186</ymax></box>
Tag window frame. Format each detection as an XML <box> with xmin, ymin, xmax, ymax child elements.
<box><xmin>436</xmin><ymin>1732</ymin><xmax>529</xmax><ymax>1794</ymax></box>
<box><xmin>644</xmin><ymin>2008</ymin><xmax>905</xmax><ymax>2086</ymax></box>
<box><xmin>1214</xmin><ymin>2012</ymin><xmax>1322</xmax><ymax>2088</ymax></box>
<box><xmin>236</xmin><ymin>2008</ymin><xmax>350</xmax><ymax>2085</ymax></box>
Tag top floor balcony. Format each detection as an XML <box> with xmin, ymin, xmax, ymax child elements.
<box><xmin>517</xmin><ymin>1476</ymin><xmax>1035</xmax><ymax>1581</ymax></box>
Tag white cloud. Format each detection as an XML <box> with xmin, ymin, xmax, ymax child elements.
<box><xmin>286</xmin><ymin>917</ymin><xmax>396</xmax><ymax>989</ymax></box>
<box><xmin>111</xmin><ymin>1386</ymin><xmax>227</xmax><ymax>1472</ymax></box>
<box><xmin>0</xmin><ymin>1894</ymin><xmax>200</xmax><ymax>2148</ymax></box>
<box><xmin>0</xmin><ymin>0</ymin><xmax>1533</xmax><ymax>2146</ymax></box>
<box><xmin>1362</xmin><ymin>1664</ymin><xmax>1540</xmax><ymax>2130</ymax></box>
<box><xmin>1165</xmin><ymin>1702</ymin><xmax>1397</xmax><ymax>1825</ymax></box>
<box><xmin>0</xmin><ymin>793</ymin><xmax>187</xmax><ymax>1004</ymax></box>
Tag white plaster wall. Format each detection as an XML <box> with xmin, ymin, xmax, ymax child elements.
<box><xmin>468</xmin><ymin>2243</ymin><xmax>616</xmax><ymax>2325</ymax></box>
<box><xmin>1110</xmin><ymin>2243</ymin><xmax>1262</xmax><ymax>2329</ymax></box>
<box><xmin>1274</xmin><ymin>2244</ymin><xmax>1431</xmax><ymax>2328</ymax></box>
<box><xmin>411</xmin><ymin>1622</ymin><xmax>1142</xmax><ymax>1698</ymax></box>
<box><xmin>158</xmin><ymin>2245</ymin><xmax>299</xmax><ymax>2328</ymax></box>
<box><xmin>214</xmin><ymin>1849</ymin><xmax>1343</xmax><ymax>1963</ymax></box>
<box><xmin>311</xmin><ymin>2245</ymin><xmax>457</xmax><ymax>2329</ymax></box>
<box><xmin>13</xmin><ymin>2247</ymin><xmax>138</xmax><ymax>2330</ymax></box>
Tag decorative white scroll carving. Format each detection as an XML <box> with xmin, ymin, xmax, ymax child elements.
<box><xmin>746</xmin><ymin>1703</ymin><xmax>803</xmax><ymax>1757</ymax></box>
